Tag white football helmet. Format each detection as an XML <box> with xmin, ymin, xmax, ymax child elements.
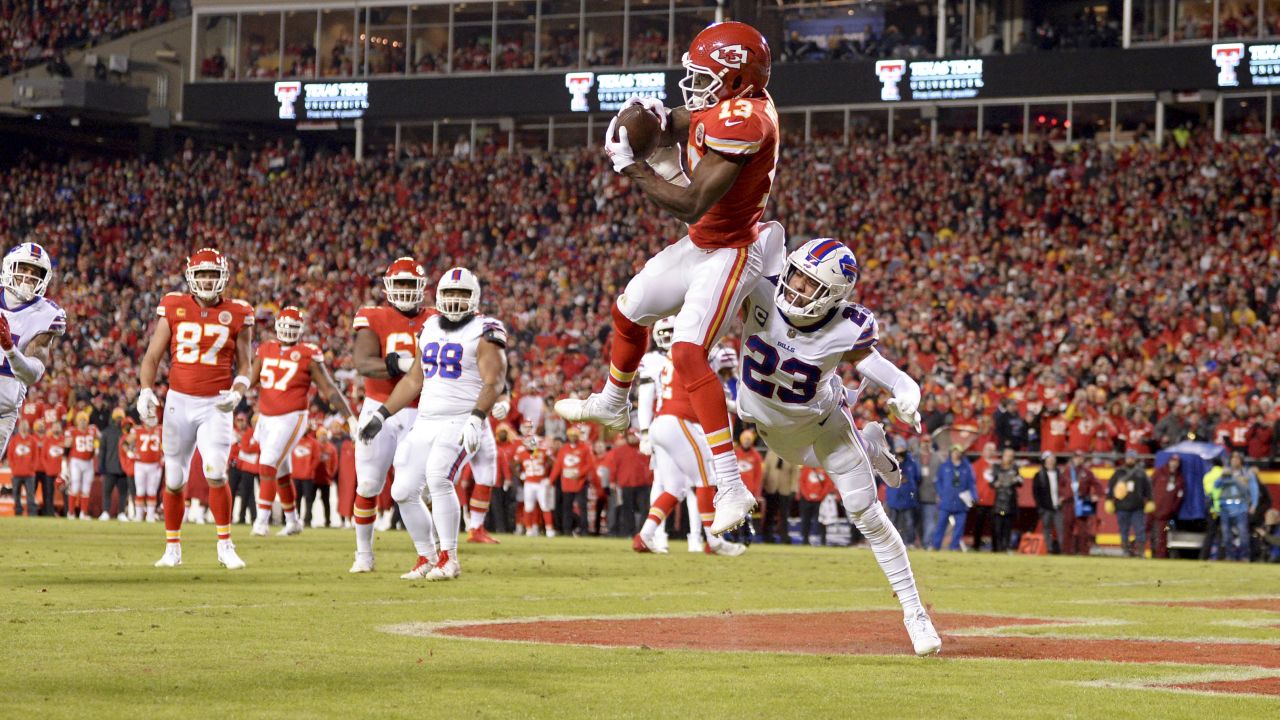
<box><xmin>776</xmin><ymin>238</ymin><xmax>859</xmax><ymax>320</ymax></box>
<box><xmin>436</xmin><ymin>267</ymin><xmax>481</xmax><ymax>322</ymax></box>
<box><xmin>1</xmin><ymin>242</ymin><xmax>53</xmax><ymax>302</ymax></box>
<box><xmin>652</xmin><ymin>317</ymin><xmax>675</xmax><ymax>351</ymax></box>
<box><xmin>711</xmin><ymin>345</ymin><xmax>739</xmax><ymax>373</ymax></box>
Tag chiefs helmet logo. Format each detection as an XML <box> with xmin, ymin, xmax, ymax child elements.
<box><xmin>710</xmin><ymin>44</ymin><xmax>748</xmax><ymax>69</ymax></box>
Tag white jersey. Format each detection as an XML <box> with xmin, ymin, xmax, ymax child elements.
<box><xmin>414</xmin><ymin>313</ymin><xmax>507</xmax><ymax>420</ymax></box>
<box><xmin>736</xmin><ymin>275</ymin><xmax>878</xmax><ymax>429</ymax></box>
<box><xmin>0</xmin><ymin>293</ymin><xmax>67</xmax><ymax>413</ymax></box>
<box><xmin>636</xmin><ymin>349</ymin><xmax>674</xmax><ymax>411</ymax></box>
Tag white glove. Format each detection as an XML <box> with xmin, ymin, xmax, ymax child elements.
<box><xmin>491</xmin><ymin>399</ymin><xmax>510</xmax><ymax>421</ymax></box>
<box><xmin>136</xmin><ymin>388</ymin><xmax>159</xmax><ymax>426</ymax></box>
<box><xmin>347</xmin><ymin>415</ymin><xmax>360</xmax><ymax>439</ymax></box>
<box><xmin>887</xmin><ymin>396</ymin><xmax>922</xmax><ymax>433</ymax></box>
<box><xmin>604</xmin><ymin>117</ymin><xmax>636</xmax><ymax>173</ymax></box>
<box><xmin>214</xmin><ymin>389</ymin><xmax>242</xmax><ymax>413</ymax></box>
<box><xmin>621</xmin><ymin>96</ymin><xmax>669</xmax><ymax>131</ymax></box>
<box><xmin>638</xmin><ymin>430</ymin><xmax>653</xmax><ymax>457</ymax></box>
<box><xmin>460</xmin><ymin>414</ymin><xmax>484</xmax><ymax>455</ymax></box>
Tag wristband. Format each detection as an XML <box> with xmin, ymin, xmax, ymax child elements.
<box><xmin>471</xmin><ymin>409</ymin><xmax>488</xmax><ymax>420</ymax></box>
<box><xmin>232</xmin><ymin>375</ymin><xmax>250</xmax><ymax>389</ymax></box>
<box><xmin>376</xmin><ymin>405</ymin><xmax>392</xmax><ymax>420</ymax></box>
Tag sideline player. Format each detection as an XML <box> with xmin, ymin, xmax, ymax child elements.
<box><xmin>358</xmin><ymin>267</ymin><xmax>507</xmax><ymax>581</ymax></box>
<box><xmin>64</xmin><ymin>412</ymin><xmax>98</xmax><ymax>519</ymax></box>
<box><xmin>736</xmin><ymin>237</ymin><xmax>939</xmax><ymax>656</ymax></box>
<box><xmin>348</xmin><ymin>258</ymin><xmax>435</xmax><ymax>573</ymax></box>
<box><xmin>128</xmin><ymin>421</ymin><xmax>164</xmax><ymax>521</ymax></box>
<box><xmin>514</xmin><ymin>421</ymin><xmax>554</xmax><ymax>537</ymax></box>
<box><xmin>557</xmin><ymin>21</ymin><xmax>777</xmax><ymax>537</ymax></box>
<box><xmin>635</xmin><ymin>318</ymin><xmax>745</xmax><ymax>556</ymax></box>
<box><xmin>138</xmin><ymin>248</ymin><xmax>254</xmax><ymax>569</ymax></box>
<box><xmin>0</xmin><ymin>242</ymin><xmax>66</xmax><ymax>460</ymax></box>
<box><xmin>249</xmin><ymin>306</ymin><xmax>355</xmax><ymax>537</ymax></box>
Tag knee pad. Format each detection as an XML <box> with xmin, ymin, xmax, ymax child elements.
<box><xmin>425</xmin><ymin>475</ymin><xmax>454</xmax><ymax>499</ymax></box>
<box><xmin>163</xmin><ymin>460</ymin><xmax>187</xmax><ymax>493</ymax></box>
<box><xmin>389</xmin><ymin>477</ymin><xmax>422</xmax><ymax>505</ymax></box>
<box><xmin>841</xmin><ymin>485</ymin><xmax>879</xmax><ymax>518</ymax></box>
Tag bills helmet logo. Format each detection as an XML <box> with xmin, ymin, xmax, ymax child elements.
<box><xmin>838</xmin><ymin>254</ymin><xmax>859</xmax><ymax>283</ymax></box>
<box><xmin>710</xmin><ymin>44</ymin><xmax>748</xmax><ymax>69</ymax></box>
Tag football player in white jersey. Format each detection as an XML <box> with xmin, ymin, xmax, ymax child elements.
<box><xmin>0</xmin><ymin>243</ymin><xmax>66</xmax><ymax>457</ymax></box>
<box><xmin>358</xmin><ymin>267</ymin><xmax>508</xmax><ymax>582</ymax></box>
<box><xmin>737</xmin><ymin>237</ymin><xmax>939</xmax><ymax>657</ymax></box>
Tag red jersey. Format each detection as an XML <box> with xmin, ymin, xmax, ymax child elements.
<box><xmin>352</xmin><ymin>305</ymin><xmax>433</xmax><ymax>404</ymax></box>
<box><xmin>1041</xmin><ymin>414</ymin><xmax>1069</xmax><ymax>453</ymax></box>
<box><xmin>550</xmin><ymin>441</ymin><xmax>598</xmax><ymax>494</ymax></box>
<box><xmin>40</xmin><ymin>433</ymin><xmax>63</xmax><ymax>475</ymax></box>
<box><xmin>685</xmin><ymin>93</ymin><xmax>779</xmax><ymax>249</ymax></box>
<box><xmin>232</xmin><ymin>427</ymin><xmax>259</xmax><ymax>472</ymax></box>
<box><xmin>20</xmin><ymin>401</ymin><xmax>43</xmax><ymax>427</ymax></box>
<box><xmin>7</xmin><ymin>433</ymin><xmax>38</xmax><ymax>476</ymax></box>
<box><xmin>158</xmin><ymin>293</ymin><xmax>255</xmax><ymax>397</ymax></box>
<box><xmin>657</xmin><ymin>363</ymin><xmax>698</xmax><ymax>423</ymax></box>
<box><xmin>257</xmin><ymin>340</ymin><xmax>323</xmax><ymax>416</ymax></box>
<box><xmin>1215</xmin><ymin>420</ymin><xmax>1250</xmax><ymax>451</ymax></box>
<box><xmin>798</xmin><ymin>466</ymin><xmax>834</xmax><ymax>502</ymax></box>
<box><xmin>119</xmin><ymin>437</ymin><xmax>136</xmax><ymax>477</ymax></box>
<box><xmin>66</xmin><ymin>426</ymin><xmax>98</xmax><ymax>461</ymax></box>
<box><xmin>134</xmin><ymin>425</ymin><xmax>163</xmax><ymax>464</ymax></box>
<box><xmin>514</xmin><ymin>441</ymin><xmax>551</xmax><ymax>481</ymax></box>
<box><xmin>290</xmin><ymin>436</ymin><xmax>319</xmax><ymax>480</ymax></box>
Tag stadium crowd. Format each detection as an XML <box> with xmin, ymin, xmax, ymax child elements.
<box><xmin>0</xmin><ymin>0</ymin><xmax>170</xmax><ymax>76</ymax></box>
<box><xmin>0</xmin><ymin>125</ymin><xmax>1278</xmax><ymax>556</ymax></box>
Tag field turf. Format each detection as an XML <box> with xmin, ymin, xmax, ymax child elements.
<box><xmin>1</xmin><ymin>518</ymin><xmax>1277</xmax><ymax>719</ymax></box>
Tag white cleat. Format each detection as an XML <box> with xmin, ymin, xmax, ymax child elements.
<box><xmin>276</xmin><ymin>520</ymin><xmax>304</xmax><ymax>537</ymax></box>
<box><xmin>217</xmin><ymin>540</ymin><xmax>246</xmax><ymax>570</ymax></box>
<box><xmin>862</xmin><ymin>421</ymin><xmax>903</xmax><ymax>488</ymax></box>
<box><xmin>709</xmin><ymin>539</ymin><xmax>748</xmax><ymax>557</ymax></box>
<box><xmin>554</xmin><ymin>393</ymin><xmax>631</xmax><ymax>433</ymax></box>
<box><xmin>116</xmin><ymin>513</ymin><xmax>131</xmax><ymax>522</ymax></box>
<box><xmin>904</xmin><ymin>608</ymin><xmax>942</xmax><ymax>656</ymax></box>
<box><xmin>154</xmin><ymin>544</ymin><xmax>182</xmax><ymax>568</ymax></box>
<box><xmin>400</xmin><ymin>554</ymin><xmax>441</xmax><ymax>580</ymax></box>
<box><xmin>710</xmin><ymin>483</ymin><xmax>757</xmax><ymax>536</ymax></box>
<box><xmin>546</xmin><ymin>528</ymin><xmax>557</xmax><ymax>538</ymax></box>
<box><xmin>349</xmin><ymin>552</ymin><xmax>376</xmax><ymax>574</ymax></box>
<box><xmin>425</xmin><ymin>551</ymin><xmax>460</xmax><ymax>581</ymax></box>
<box><xmin>251</xmin><ymin>522</ymin><xmax>269</xmax><ymax>537</ymax></box>
<box><xmin>98</xmin><ymin>512</ymin><xmax>111</xmax><ymax>521</ymax></box>
<box><xmin>526</xmin><ymin>526</ymin><xmax>540</xmax><ymax>538</ymax></box>
<box><xmin>632</xmin><ymin>532</ymin><xmax>668</xmax><ymax>554</ymax></box>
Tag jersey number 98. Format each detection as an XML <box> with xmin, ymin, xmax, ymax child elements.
<box><xmin>421</xmin><ymin>342</ymin><xmax>463</xmax><ymax>379</ymax></box>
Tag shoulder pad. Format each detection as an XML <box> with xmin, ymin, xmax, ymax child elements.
<box><xmin>481</xmin><ymin>319</ymin><xmax>508</xmax><ymax>348</ymax></box>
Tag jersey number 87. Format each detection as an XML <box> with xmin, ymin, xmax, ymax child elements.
<box><xmin>174</xmin><ymin>322</ymin><xmax>229</xmax><ymax>365</ymax></box>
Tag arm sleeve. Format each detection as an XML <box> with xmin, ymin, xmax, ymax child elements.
<box><xmin>854</xmin><ymin>349</ymin><xmax>918</xmax><ymax>402</ymax></box>
<box><xmin>636</xmin><ymin>380</ymin><xmax>657</xmax><ymax>431</ymax></box>
<box><xmin>6</xmin><ymin>348</ymin><xmax>46</xmax><ymax>386</ymax></box>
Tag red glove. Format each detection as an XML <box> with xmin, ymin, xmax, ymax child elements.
<box><xmin>0</xmin><ymin>315</ymin><xmax>12</xmax><ymax>352</ymax></box>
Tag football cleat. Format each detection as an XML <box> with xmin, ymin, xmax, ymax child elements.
<box><xmin>349</xmin><ymin>552</ymin><xmax>376</xmax><ymax>574</ymax></box>
<box><xmin>554</xmin><ymin>393</ymin><xmax>630</xmax><ymax>433</ymax></box>
<box><xmin>709</xmin><ymin>483</ymin><xmax>757</xmax><ymax>536</ymax></box>
<box><xmin>546</xmin><ymin>528</ymin><xmax>558</xmax><ymax>538</ymax></box>
<box><xmin>425</xmin><ymin>550</ymin><xmax>460</xmax><ymax>581</ymax></box>
<box><xmin>862</xmin><ymin>421</ymin><xmax>903</xmax><ymax>488</ymax></box>
<box><xmin>400</xmin><ymin>554</ymin><xmax>440</xmax><ymax>580</ymax></box>
<box><xmin>632</xmin><ymin>533</ymin><xmax>667</xmax><ymax>554</ymax></box>
<box><xmin>277</xmin><ymin>519</ymin><xmax>304</xmax><ymax>537</ymax></box>
<box><xmin>217</xmin><ymin>540</ymin><xmax>246</xmax><ymax>570</ymax></box>
<box><xmin>467</xmin><ymin>527</ymin><xmax>500</xmax><ymax>544</ymax></box>
<box><xmin>904</xmin><ymin>608</ymin><xmax>942</xmax><ymax>656</ymax></box>
<box><xmin>251</xmin><ymin>521</ymin><xmax>269</xmax><ymax>537</ymax></box>
<box><xmin>708</xmin><ymin>539</ymin><xmax>748</xmax><ymax>557</ymax></box>
<box><xmin>154</xmin><ymin>544</ymin><xmax>182</xmax><ymax>568</ymax></box>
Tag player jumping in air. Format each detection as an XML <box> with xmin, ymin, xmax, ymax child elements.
<box><xmin>556</xmin><ymin>21</ymin><xmax>779</xmax><ymax>537</ymax></box>
<box><xmin>138</xmin><ymin>248</ymin><xmax>254</xmax><ymax>569</ymax></box>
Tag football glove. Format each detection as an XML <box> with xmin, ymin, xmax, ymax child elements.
<box><xmin>0</xmin><ymin>315</ymin><xmax>12</xmax><ymax>352</ymax></box>
<box><xmin>214</xmin><ymin>389</ymin><xmax>241</xmax><ymax>413</ymax></box>
<box><xmin>359</xmin><ymin>406</ymin><xmax>391</xmax><ymax>443</ymax></box>
<box><xmin>638</xmin><ymin>430</ymin><xmax>653</xmax><ymax>457</ymax></box>
<box><xmin>136</xmin><ymin>388</ymin><xmax>160</xmax><ymax>426</ymax></box>
<box><xmin>384</xmin><ymin>352</ymin><xmax>407</xmax><ymax>379</ymax></box>
<box><xmin>491</xmin><ymin>399</ymin><xmax>510</xmax><ymax>421</ymax></box>
<box><xmin>621</xmin><ymin>96</ymin><xmax>669</xmax><ymax>131</ymax></box>
<box><xmin>886</xmin><ymin>393</ymin><xmax>922</xmax><ymax>433</ymax></box>
<box><xmin>604</xmin><ymin>117</ymin><xmax>636</xmax><ymax>173</ymax></box>
<box><xmin>460</xmin><ymin>414</ymin><xmax>484</xmax><ymax>455</ymax></box>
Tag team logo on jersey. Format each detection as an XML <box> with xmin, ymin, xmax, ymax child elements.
<box><xmin>695</xmin><ymin>122</ymin><xmax>705</xmax><ymax>147</ymax></box>
<box><xmin>290</xmin><ymin>350</ymin><xmax>300</xmax><ymax>361</ymax></box>
<box><xmin>218</xmin><ymin>311</ymin><xmax>233</xmax><ymax>325</ymax></box>
<box><xmin>176</xmin><ymin>307</ymin><xmax>186</xmax><ymax>318</ymax></box>
<box><xmin>710</xmin><ymin>44</ymin><xmax>747</xmax><ymax>69</ymax></box>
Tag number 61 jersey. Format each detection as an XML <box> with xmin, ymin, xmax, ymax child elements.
<box><xmin>736</xmin><ymin>276</ymin><xmax>879</xmax><ymax>429</ymax></box>
<box><xmin>414</xmin><ymin>314</ymin><xmax>507</xmax><ymax>420</ymax></box>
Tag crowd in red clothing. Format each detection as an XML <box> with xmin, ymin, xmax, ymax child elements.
<box><xmin>0</xmin><ymin>1</ymin><xmax>170</xmax><ymax>76</ymax></box>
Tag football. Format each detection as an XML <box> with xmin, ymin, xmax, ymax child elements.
<box><xmin>615</xmin><ymin>104</ymin><xmax>663</xmax><ymax>159</ymax></box>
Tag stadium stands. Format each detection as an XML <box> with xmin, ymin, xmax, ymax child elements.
<box><xmin>0</xmin><ymin>1</ymin><xmax>171</xmax><ymax>76</ymax></box>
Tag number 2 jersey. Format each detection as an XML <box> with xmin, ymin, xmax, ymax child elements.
<box><xmin>685</xmin><ymin>92</ymin><xmax>780</xmax><ymax>250</ymax></box>
<box><xmin>157</xmin><ymin>292</ymin><xmax>255</xmax><ymax>397</ymax></box>
<box><xmin>352</xmin><ymin>304</ymin><xmax>434</xmax><ymax>406</ymax></box>
<box><xmin>736</xmin><ymin>276</ymin><xmax>879</xmax><ymax>430</ymax></box>
<box><xmin>0</xmin><ymin>294</ymin><xmax>66</xmax><ymax>413</ymax></box>
<box><xmin>414</xmin><ymin>313</ymin><xmax>508</xmax><ymax>420</ymax></box>
<box><xmin>256</xmin><ymin>339</ymin><xmax>323</xmax><ymax>416</ymax></box>
<box><xmin>636</xmin><ymin>350</ymin><xmax>697</xmax><ymax>423</ymax></box>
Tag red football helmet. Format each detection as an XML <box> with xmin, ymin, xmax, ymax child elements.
<box><xmin>275</xmin><ymin>306</ymin><xmax>305</xmax><ymax>344</ymax></box>
<box><xmin>383</xmin><ymin>257</ymin><xmax>427</xmax><ymax>312</ymax></box>
<box><xmin>185</xmin><ymin>248</ymin><xmax>228</xmax><ymax>301</ymax></box>
<box><xmin>680</xmin><ymin>21</ymin><xmax>771</xmax><ymax>111</ymax></box>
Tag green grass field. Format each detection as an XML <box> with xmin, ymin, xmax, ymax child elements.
<box><xmin>2</xmin><ymin>518</ymin><xmax>1278</xmax><ymax>719</ymax></box>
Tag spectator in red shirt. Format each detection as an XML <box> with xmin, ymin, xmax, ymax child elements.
<box><xmin>796</xmin><ymin>466</ymin><xmax>834</xmax><ymax>546</ymax></box>
<box><xmin>38</xmin><ymin>421</ymin><xmax>63</xmax><ymax>516</ymax></box>
<box><xmin>970</xmin><ymin>442</ymin><xmax>998</xmax><ymax>551</ymax></box>
<box><xmin>290</xmin><ymin>430</ymin><xmax>321</xmax><ymax>528</ymax></box>
<box><xmin>229</xmin><ymin>414</ymin><xmax>258</xmax><ymax>525</ymax></box>
<box><xmin>600</xmin><ymin>432</ymin><xmax>650</xmax><ymax>538</ymax></box>
<box><xmin>7</xmin><ymin>420</ymin><xmax>39</xmax><ymax>516</ymax></box>
<box><xmin>487</xmin><ymin>424</ymin><xmax>519</xmax><ymax>533</ymax></box>
<box><xmin>311</xmin><ymin>428</ymin><xmax>338</xmax><ymax>528</ymax></box>
<box><xmin>336</xmin><ymin>435</ymin><xmax>357</xmax><ymax>527</ymax></box>
<box><xmin>1247</xmin><ymin>406</ymin><xmax>1274</xmax><ymax>461</ymax></box>
<box><xmin>549</xmin><ymin>426</ymin><xmax>597</xmax><ymax>537</ymax></box>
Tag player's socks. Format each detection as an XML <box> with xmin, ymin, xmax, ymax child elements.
<box><xmin>354</xmin><ymin>494</ymin><xmax>378</xmax><ymax>554</ymax></box>
<box><xmin>849</xmin><ymin>501</ymin><xmax>921</xmax><ymax>614</ymax></box>
<box><xmin>209</xmin><ymin>483</ymin><xmax>233</xmax><ymax>541</ymax></box>
<box><xmin>399</xmin><ymin>498</ymin><xmax>440</xmax><ymax>559</ymax></box>
<box><xmin>640</xmin><ymin>492</ymin><xmax>678</xmax><ymax>537</ymax></box>
<box><xmin>601</xmin><ymin>304</ymin><xmax>650</xmax><ymax>407</ymax></box>
<box><xmin>429</xmin><ymin>480</ymin><xmax>461</xmax><ymax>554</ymax></box>
<box><xmin>67</xmin><ymin>495</ymin><xmax>79</xmax><ymax>518</ymax></box>
<box><xmin>468</xmin><ymin>484</ymin><xmax>492</xmax><ymax>530</ymax></box>
<box><xmin>277</xmin><ymin>474</ymin><xmax>298</xmax><ymax>525</ymax></box>
<box><xmin>695</xmin><ymin>486</ymin><xmax>717</xmax><ymax>528</ymax></box>
<box><xmin>163</xmin><ymin>487</ymin><xmax>184</xmax><ymax>544</ymax></box>
<box><xmin>256</xmin><ymin>470</ymin><xmax>278</xmax><ymax>523</ymax></box>
<box><xmin>672</xmin><ymin>343</ymin><xmax>743</xmax><ymax>484</ymax></box>
<box><xmin>541</xmin><ymin>510</ymin><xmax>555</xmax><ymax>532</ymax></box>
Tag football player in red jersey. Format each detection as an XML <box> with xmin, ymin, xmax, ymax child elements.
<box><xmin>129</xmin><ymin>422</ymin><xmax>164</xmax><ymax>522</ymax></box>
<box><xmin>248</xmin><ymin>306</ymin><xmax>354</xmax><ymax>538</ymax></box>
<box><xmin>138</xmin><ymin>248</ymin><xmax>254</xmax><ymax>569</ymax></box>
<box><xmin>63</xmin><ymin>412</ymin><xmax>98</xmax><ymax>520</ymax></box>
<box><xmin>557</xmin><ymin>21</ymin><xmax>779</xmax><ymax>538</ymax></box>
<box><xmin>348</xmin><ymin>258</ymin><xmax>435</xmax><ymax>573</ymax></box>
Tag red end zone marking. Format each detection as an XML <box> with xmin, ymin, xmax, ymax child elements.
<box><xmin>438</xmin><ymin>610</ymin><xmax>1280</xmax><ymax>695</ymax></box>
<box><xmin>1174</xmin><ymin>676</ymin><xmax>1280</xmax><ymax>696</ymax></box>
<box><xmin>1131</xmin><ymin>599</ymin><xmax>1280</xmax><ymax>612</ymax></box>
